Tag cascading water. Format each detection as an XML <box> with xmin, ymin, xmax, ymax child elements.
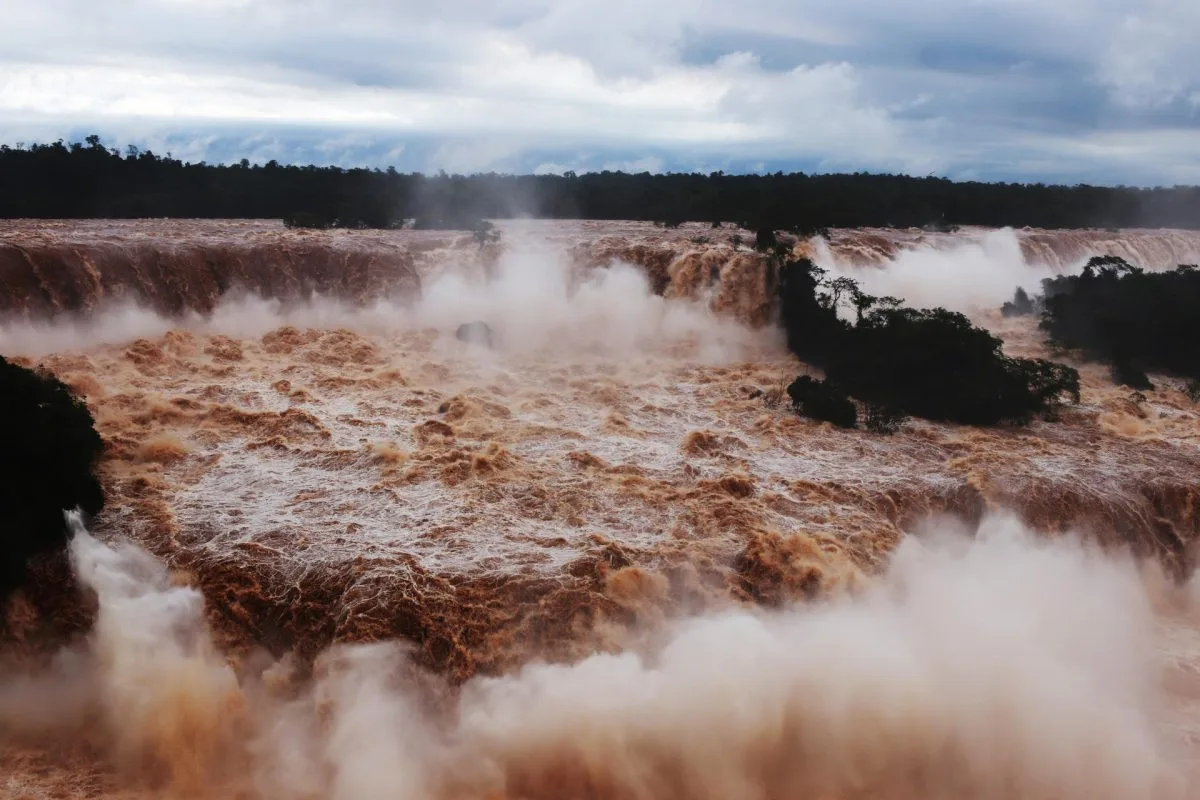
<box><xmin>2</xmin><ymin>219</ymin><xmax>1200</xmax><ymax>798</ymax></box>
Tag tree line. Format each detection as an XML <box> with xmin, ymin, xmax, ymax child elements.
<box><xmin>1005</xmin><ymin>256</ymin><xmax>1200</xmax><ymax>392</ymax></box>
<box><xmin>3</xmin><ymin>136</ymin><xmax>1200</xmax><ymax>229</ymax></box>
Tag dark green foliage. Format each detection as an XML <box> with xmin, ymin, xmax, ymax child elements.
<box><xmin>754</xmin><ymin>228</ymin><xmax>779</xmax><ymax>252</ymax></box>
<box><xmin>776</xmin><ymin>257</ymin><xmax>1080</xmax><ymax>426</ymax></box>
<box><xmin>1110</xmin><ymin>361</ymin><xmax>1154</xmax><ymax>390</ymax></box>
<box><xmin>4</xmin><ymin>135</ymin><xmax>1200</xmax><ymax>229</ymax></box>
<box><xmin>413</xmin><ymin>213</ymin><xmax>487</xmax><ymax>230</ymax></box>
<box><xmin>776</xmin><ymin>259</ymin><xmax>843</xmax><ymax>368</ymax></box>
<box><xmin>0</xmin><ymin>357</ymin><xmax>104</xmax><ymax>599</ymax></box>
<box><xmin>471</xmin><ymin>220</ymin><xmax>501</xmax><ymax>248</ymax></box>
<box><xmin>1001</xmin><ymin>287</ymin><xmax>1036</xmax><ymax>317</ymax></box>
<box><xmin>1039</xmin><ymin>256</ymin><xmax>1200</xmax><ymax>383</ymax></box>
<box><xmin>786</xmin><ymin>376</ymin><xmax>857</xmax><ymax>428</ymax></box>
<box><xmin>832</xmin><ymin>308</ymin><xmax>1073</xmax><ymax>425</ymax></box>
<box><xmin>1010</xmin><ymin>358</ymin><xmax>1082</xmax><ymax>418</ymax></box>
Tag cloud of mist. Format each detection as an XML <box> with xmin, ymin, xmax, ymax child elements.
<box><xmin>0</xmin><ymin>239</ymin><xmax>765</xmax><ymax>364</ymax></box>
<box><xmin>414</xmin><ymin>237</ymin><xmax>763</xmax><ymax>362</ymax></box>
<box><xmin>66</xmin><ymin>511</ymin><xmax>243</xmax><ymax>789</ymax></box>
<box><xmin>813</xmin><ymin>228</ymin><xmax>1058</xmax><ymax>315</ymax></box>
<box><xmin>0</xmin><ymin>303</ymin><xmax>180</xmax><ymax>358</ymax></box>
<box><xmin>447</xmin><ymin>514</ymin><xmax>1178</xmax><ymax>800</ymax></box>
<box><xmin>2</xmin><ymin>511</ymin><xmax>1192</xmax><ymax>798</ymax></box>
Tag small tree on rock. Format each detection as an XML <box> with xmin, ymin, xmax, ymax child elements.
<box><xmin>787</xmin><ymin>376</ymin><xmax>857</xmax><ymax>428</ymax></box>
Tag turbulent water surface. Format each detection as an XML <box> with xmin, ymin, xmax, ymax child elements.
<box><xmin>2</xmin><ymin>219</ymin><xmax>1200</xmax><ymax>799</ymax></box>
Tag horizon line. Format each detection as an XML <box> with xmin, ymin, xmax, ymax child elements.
<box><xmin>5</xmin><ymin>135</ymin><xmax>1199</xmax><ymax>191</ymax></box>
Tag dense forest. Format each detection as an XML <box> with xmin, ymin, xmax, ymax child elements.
<box><xmin>3</xmin><ymin>136</ymin><xmax>1200</xmax><ymax>229</ymax></box>
<box><xmin>1021</xmin><ymin>257</ymin><xmax>1200</xmax><ymax>390</ymax></box>
<box><xmin>772</xmin><ymin>237</ymin><xmax>1081</xmax><ymax>430</ymax></box>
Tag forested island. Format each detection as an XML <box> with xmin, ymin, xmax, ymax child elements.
<box><xmin>2</xmin><ymin>136</ymin><xmax>1199</xmax><ymax>230</ymax></box>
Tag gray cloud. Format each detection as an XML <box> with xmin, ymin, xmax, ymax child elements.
<box><xmin>1</xmin><ymin>0</ymin><xmax>1197</xmax><ymax>183</ymax></box>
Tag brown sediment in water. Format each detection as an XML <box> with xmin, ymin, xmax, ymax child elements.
<box><xmin>3</xmin><ymin>219</ymin><xmax>1200</xmax><ymax>798</ymax></box>
<box><xmin>796</xmin><ymin>224</ymin><xmax>1200</xmax><ymax>270</ymax></box>
<box><xmin>12</xmin><ymin>293</ymin><xmax>1200</xmax><ymax>675</ymax></box>
<box><xmin>0</xmin><ymin>220</ymin><xmax>427</xmax><ymax>318</ymax></box>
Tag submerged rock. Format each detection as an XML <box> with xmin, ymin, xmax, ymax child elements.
<box><xmin>455</xmin><ymin>321</ymin><xmax>496</xmax><ymax>348</ymax></box>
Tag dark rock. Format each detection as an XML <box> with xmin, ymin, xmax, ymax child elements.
<box><xmin>455</xmin><ymin>321</ymin><xmax>495</xmax><ymax>348</ymax></box>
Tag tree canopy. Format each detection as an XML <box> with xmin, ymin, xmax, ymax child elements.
<box><xmin>1038</xmin><ymin>256</ymin><xmax>1200</xmax><ymax>387</ymax></box>
<box><xmin>775</xmin><ymin>257</ymin><xmax>1080</xmax><ymax>427</ymax></box>
<box><xmin>0</xmin><ymin>357</ymin><xmax>105</xmax><ymax>599</ymax></box>
<box><xmin>3</xmin><ymin>136</ymin><xmax>1199</xmax><ymax>230</ymax></box>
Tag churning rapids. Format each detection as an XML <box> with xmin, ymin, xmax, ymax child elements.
<box><xmin>2</xmin><ymin>219</ymin><xmax>1200</xmax><ymax>799</ymax></box>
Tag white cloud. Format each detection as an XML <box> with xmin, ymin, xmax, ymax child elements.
<box><xmin>1095</xmin><ymin>4</ymin><xmax>1200</xmax><ymax>111</ymax></box>
<box><xmin>0</xmin><ymin>0</ymin><xmax>1196</xmax><ymax>181</ymax></box>
<box><xmin>531</xmin><ymin>162</ymin><xmax>569</xmax><ymax>176</ymax></box>
<box><xmin>601</xmin><ymin>156</ymin><xmax>666</xmax><ymax>174</ymax></box>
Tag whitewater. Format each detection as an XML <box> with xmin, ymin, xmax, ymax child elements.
<box><xmin>2</xmin><ymin>219</ymin><xmax>1200</xmax><ymax>798</ymax></box>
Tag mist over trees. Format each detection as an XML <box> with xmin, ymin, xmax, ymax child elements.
<box><xmin>3</xmin><ymin>136</ymin><xmax>1200</xmax><ymax>229</ymax></box>
<box><xmin>1037</xmin><ymin>256</ymin><xmax>1200</xmax><ymax>388</ymax></box>
<box><xmin>775</xmin><ymin>255</ymin><xmax>1081</xmax><ymax>428</ymax></box>
<box><xmin>0</xmin><ymin>357</ymin><xmax>105</xmax><ymax>600</ymax></box>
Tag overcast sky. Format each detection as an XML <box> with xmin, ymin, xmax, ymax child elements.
<box><xmin>1</xmin><ymin>0</ymin><xmax>1197</xmax><ymax>183</ymax></box>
